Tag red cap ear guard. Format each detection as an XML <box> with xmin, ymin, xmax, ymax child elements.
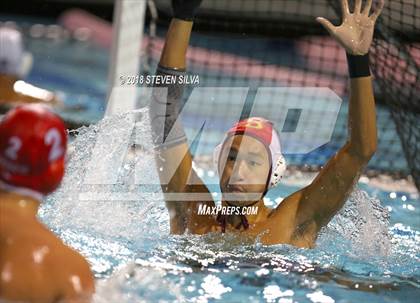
<box><xmin>0</xmin><ymin>104</ymin><xmax>67</xmax><ymax>197</ymax></box>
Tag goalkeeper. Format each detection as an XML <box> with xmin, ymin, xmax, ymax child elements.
<box><xmin>149</xmin><ymin>0</ymin><xmax>384</xmax><ymax>248</ymax></box>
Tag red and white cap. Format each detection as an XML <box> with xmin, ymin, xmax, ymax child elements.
<box><xmin>0</xmin><ymin>104</ymin><xmax>67</xmax><ymax>200</ymax></box>
<box><xmin>213</xmin><ymin>117</ymin><xmax>286</xmax><ymax>188</ymax></box>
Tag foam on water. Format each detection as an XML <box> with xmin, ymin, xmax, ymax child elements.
<box><xmin>37</xmin><ymin>110</ymin><xmax>419</xmax><ymax>302</ymax></box>
<box><xmin>94</xmin><ymin>264</ymin><xmax>185</xmax><ymax>303</ymax></box>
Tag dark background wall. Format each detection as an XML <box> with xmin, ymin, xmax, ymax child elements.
<box><xmin>0</xmin><ymin>0</ymin><xmax>114</xmax><ymax>21</ymax></box>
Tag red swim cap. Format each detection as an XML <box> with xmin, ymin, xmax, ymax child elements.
<box><xmin>0</xmin><ymin>104</ymin><xmax>67</xmax><ymax>198</ymax></box>
<box><xmin>226</xmin><ymin>117</ymin><xmax>275</xmax><ymax>147</ymax></box>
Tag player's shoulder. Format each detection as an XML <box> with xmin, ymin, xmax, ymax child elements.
<box><xmin>268</xmin><ymin>188</ymin><xmax>304</xmax><ymax>219</ymax></box>
<box><xmin>0</xmin><ymin>214</ymin><xmax>94</xmax><ymax>298</ymax></box>
<box><xmin>56</xmin><ymin>247</ymin><xmax>95</xmax><ymax>299</ymax></box>
<box><xmin>1</xmin><ymin>217</ymin><xmax>86</xmax><ymax>267</ymax></box>
<box><xmin>261</xmin><ymin>189</ymin><xmax>306</xmax><ymax>240</ymax></box>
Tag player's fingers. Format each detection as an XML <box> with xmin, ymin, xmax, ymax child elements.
<box><xmin>316</xmin><ymin>17</ymin><xmax>336</xmax><ymax>35</ymax></box>
<box><xmin>354</xmin><ymin>0</ymin><xmax>362</xmax><ymax>14</ymax></box>
<box><xmin>362</xmin><ymin>0</ymin><xmax>372</xmax><ymax>15</ymax></box>
<box><xmin>370</xmin><ymin>0</ymin><xmax>385</xmax><ymax>21</ymax></box>
<box><xmin>341</xmin><ymin>0</ymin><xmax>350</xmax><ymax>15</ymax></box>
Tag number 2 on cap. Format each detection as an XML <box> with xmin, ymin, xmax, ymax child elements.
<box><xmin>45</xmin><ymin>128</ymin><xmax>64</xmax><ymax>162</ymax></box>
<box><xmin>4</xmin><ymin>137</ymin><xmax>22</xmax><ymax>160</ymax></box>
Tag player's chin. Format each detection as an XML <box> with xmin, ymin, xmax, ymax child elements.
<box><xmin>221</xmin><ymin>191</ymin><xmax>263</xmax><ymax>206</ymax></box>
<box><xmin>227</xmin><ymin>199</ymin><xmax>260</xmax><ymax>207</ymax></box>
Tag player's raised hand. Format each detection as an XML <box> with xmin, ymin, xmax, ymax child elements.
<box><xmin>172</xmin><ymin>0</ymin><xmax>203</xmax><ymax>21</ymax></box>
<box><xmin>316</xmin><ymin>0</ymin><xmax>384</xmax><ymax>55</ymax></box>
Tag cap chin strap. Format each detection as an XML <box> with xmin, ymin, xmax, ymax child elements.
<box><xmin>0</xmin><ymin>180</ymin><xmax>44</xmax><ymax>202</ymax></box>
<box><xmin>213</xmin><ymin>143</ymin><xmax>222</xmax><ymax>172</ymax></box>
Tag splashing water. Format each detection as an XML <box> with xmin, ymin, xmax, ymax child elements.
<box><xmin>320</xmin><ymin>189</ymin><xmax>391</xmax><ymax>257</ymax></box>
<box><xmin>41</xmin><ymin>109</ymin><xmax>165</xmax><ymax>240</ymax></box>
<box><xmin>38</xmin><ymin>110</ymin><xmax>419</xmax><ymax>302</ymax></box>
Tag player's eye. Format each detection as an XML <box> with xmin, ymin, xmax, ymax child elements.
<box><xmin>248</xmin><ymin>159</ymin><xmax>261</xmax><ymax>167</ymax></box>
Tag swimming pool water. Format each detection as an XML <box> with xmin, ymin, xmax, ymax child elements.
<box><xmin>38</xmin><ymin>112</ymin><xmax>419</xmax><ymax>303</ymax></box>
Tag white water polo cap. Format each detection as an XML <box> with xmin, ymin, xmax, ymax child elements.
<box><xmin>0</xmin><ymin>27</ymin><xmax>33</xmax><ymax>78</ymax></box>
<box><xmin>213</xmin><ymin>117</ymin><xmax>287</xmax><ymax>188</ymax></box>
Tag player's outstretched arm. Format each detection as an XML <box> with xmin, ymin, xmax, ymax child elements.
<box><xmin>283</xmin><ymin>0</ymin><xmax>384</xmax><ymax>236</ymax></box>
<box><xmin>149</xmin><ymin>0</ymin><xmax>215</xmax><ymax>234</ymax></box>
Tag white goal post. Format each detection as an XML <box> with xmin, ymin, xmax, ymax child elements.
<box><xmin>105</xmin><ymin>0</ymin><xmax>147</xmax><ymax>116</ymax></box>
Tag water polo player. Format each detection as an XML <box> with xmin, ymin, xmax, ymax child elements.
<box><xmin>0</xmin><ymin>105</ymin><xmax>94</xmax><ymax>302</ymax></box>
<box><xmin>149</xmin><ymin>0</ymin><xmax>384</xmax><ymax>247</ymax></box>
